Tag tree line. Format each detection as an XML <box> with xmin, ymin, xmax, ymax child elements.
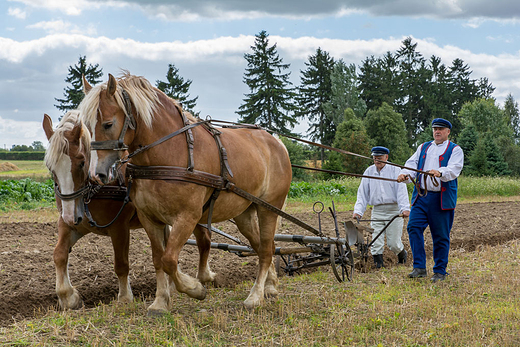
<box><xmin>50</xmin><ymin>32</ymin><xmax>520</xmax><ymax>177</ymax></box>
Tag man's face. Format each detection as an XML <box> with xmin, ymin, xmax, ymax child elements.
<box><xmin>433</xmin><ymin>126</ymin><xmax>450</xmax><ymax>144</ymax></box>
<box><xmin>373</xmin><ymin>154</ymin><xmax>388</xmax><ymax>170</ymax></box>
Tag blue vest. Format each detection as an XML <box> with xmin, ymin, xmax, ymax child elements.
<box><xmin>411</xmin><ymin>141</ymin><xmax>458</xmax><ymax>210</ymax></box>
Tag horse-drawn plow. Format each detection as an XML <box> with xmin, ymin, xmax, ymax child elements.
<box><xmin>186</xmin><ymin>201</ymin><xmax>403</xmax><ymax>283</ymax></box>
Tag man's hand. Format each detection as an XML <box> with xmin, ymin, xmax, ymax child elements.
<box><xmin>428</xmin><ymin>169</ymin><xmax>442</xmax><ymax>178</ymax></box>
<box><xmin>397</xmin><ymin>174</ymin><xmax>408</xmax><ymax>183</ymax></box>
<box><xmin>352</xmin><ymin>213</ymin><xmax>361</xmax><ymax>221</ymax></box>
<box><xmin>402</xmin><ymin>210</ymin><xmax>410</xmax><ymax>217</ymax></box>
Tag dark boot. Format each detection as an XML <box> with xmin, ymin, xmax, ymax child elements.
<box><xmin>408</xmin><ymin>268</ymin><xmax>427</xmax><ymax>278</ymax></box>
<box><xmin>373</xmin><ymin>254</ymin><xmax>384</xmax><ymax>268</ymax></box>
<box><xmin>398</xmin><ymin>249</ymin><xmax>407</xmax><ymax>264</ymax></box>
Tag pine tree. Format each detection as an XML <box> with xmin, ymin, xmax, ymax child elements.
<box><xmin>503</xmin><ymin>93</ymin><xmax>520</xmax><ymax>143</ymax></box>
<box><xmin>156</xmin><ymin>63</ymin><xmax>199</xmax><ymax>116</ymax></box>
<box><xmin>394</xmin><ymin>37</ymin><xmax>428</xmax><ymax>146</ymax></box>
<box><xmin>297</xmin><ymin>47</ymin><xmax>335</xmax><ymax>159</ymax></box>
<box><xmin>55</xmin><ymin>56</ymin><xmax>103</xmax><ymax>117</ymax></box>
<box><xmin>236</xmin><ymin>30</ymin><xmax>297</xmax><ymax>134</ymax></box>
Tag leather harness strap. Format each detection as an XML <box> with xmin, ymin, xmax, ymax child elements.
<box><xmin>125</xmin><ymin>163</ymin><xmax>226</xmax><ymax>189</ymax></box>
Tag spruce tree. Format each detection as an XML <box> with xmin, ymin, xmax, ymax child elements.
<box><xmin>297</xmin><ymin>47</ymin><xmax>335</xmax><ymax>159</ymax></box>
<box><xmin>236</xmin><ymin>30</ymin><xmax>297</xmax><ymax>135</ymax></box>
<box><xmin>55</xmin><ymin>56</ymin><xmax>103</xmax><ymax>117</ymax></box>
<box><xmin>156</xmin><ymin>63</ymin><xmax>199</xmax><ymax>116</ymax></box>
<box><xmin>503</xmin><ymin>93</ymin><xmax>520</xmax><ymax>143</ymax></box>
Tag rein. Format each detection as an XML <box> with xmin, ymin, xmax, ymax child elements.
<box><xmin>210</xmin><ymin>119</ymin><xmax>439</xmax><ymax>181</ymax></box>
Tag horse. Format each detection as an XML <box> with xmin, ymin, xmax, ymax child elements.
<box><xmin>79</xmin><ymin>72</ymin><xmax>292</xmax><ymax>314</ymax></box>
<box><xmin>43</xmin><ymin>111</ymin><xmax>216</xmax><ymax>310</ymax></box>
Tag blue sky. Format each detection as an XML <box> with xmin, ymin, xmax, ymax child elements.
<box><xmin>1</xmin><ymin>0</ymin><xmax>520</xmax><ymax>149</ymax></box>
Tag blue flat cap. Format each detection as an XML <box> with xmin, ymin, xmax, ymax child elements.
<box><xmin>371</xmin><ymin>146</ymin><xmax>390</xmax><ymax>156</ymax></box>
<box><xmin>431</xmin><ymin>118</ymin><xmax>452</xmax><ymax>129</ymax></box>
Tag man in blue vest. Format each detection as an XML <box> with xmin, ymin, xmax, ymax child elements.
<box><xmin>397</xmin><ymin>118</ymin><xmax>464</xmax><ymax>282</ymax></box>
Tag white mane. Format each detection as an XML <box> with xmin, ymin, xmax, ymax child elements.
<box><xmin>44</xmin><ymin>110</ymin><xmax>91</xmax><ymax>171</ymax></box>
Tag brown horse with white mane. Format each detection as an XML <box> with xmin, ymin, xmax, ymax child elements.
<box><xmin>43</xmin><ymin>111</ymin><xmax>215</xmax><ymax>310</ymax></box>
<box><xmin>80</xmin><ymin>72</ymin><xmax>292</xmax><ymax>314</ymax></box>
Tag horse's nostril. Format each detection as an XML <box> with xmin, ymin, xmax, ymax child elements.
<box><xmin>75</xmin><ymin>216</ymin><xmax>83</xmax><ymax>225</ymax></box>
<box><xmin>98</xmin><ymin>173</ymin><xmax>107</xmax><ymax>183</ymax></box>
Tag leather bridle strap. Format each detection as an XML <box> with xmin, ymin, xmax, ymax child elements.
<box><xmin>84</xmin><ymin>178</ymin><xmax>133</xmax><ymax>228</ymax></box>
<box><xmin>90</xmin><ymin>89</ymin><xmax>135</xmax><ymax>151</ymax></box>
<box><xmin>119</xmin><ymin>120</ymin><xmax>210</xmax><ymax>164</ymax></box>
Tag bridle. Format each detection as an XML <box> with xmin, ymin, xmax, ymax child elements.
<box><xmin>52</xmin><ymin>173</ymin><xmax>101</xmax><ymax>203</ymax></box>
<box><xmin>90</xmin><ymin>89</ymin><xmax>136</xmax><ymax>152</ymax></box>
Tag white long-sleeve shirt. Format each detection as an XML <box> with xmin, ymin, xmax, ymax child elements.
<box><xmin>399</xmin><ymin>140</ymin><xmax>464</xmax><ymax>191</ymax></box>
<box><xmin>353</xmin><ymin>164</ymin><xmax>410</xmax><ymax>217</ymax></box>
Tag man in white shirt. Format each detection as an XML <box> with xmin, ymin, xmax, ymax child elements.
<box><xmin>397</xmin><ymin>118</ymin><xmax>464</xmax><ymax>282</ymax></box>
<box><xmin>353</xmin><ymin>146</ymin><xmax>410</xmax><ymax>269</ymax></box>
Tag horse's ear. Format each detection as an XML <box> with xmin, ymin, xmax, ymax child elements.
<box><xmin>70</xmin><ymin>121</ymin><xmax>83</xmax><ymax>143</ymax></box>
<box><xmin>42</xmin><ymin>114</ymin><xmax>54</xmax><ymax>140</ymax></box>
<box><xmin>82</xmin><ymin>74</ymin><xmax>92</xmax><ymax>95</ymax></box>
<box><xmin>107</xmin><ymin>73</ymin><xmax>117</xmax><ymax>97</ymax></box>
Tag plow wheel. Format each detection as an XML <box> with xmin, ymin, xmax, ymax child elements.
<box><xmin>330</xmin><ymin>243</ymin><xmax>354</xmax><ymax>282</ymax></box>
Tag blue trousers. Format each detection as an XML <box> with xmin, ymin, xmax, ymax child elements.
<box><xmin>407</xmin><ymin>192</ymin><xmax>454</xmax><ymax>275</ymax></box>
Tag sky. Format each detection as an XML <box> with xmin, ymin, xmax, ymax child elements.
<box><xmin>1</xmin><ymin>0</ymin><xmax>520</xmax><ymax>150</ymax></box>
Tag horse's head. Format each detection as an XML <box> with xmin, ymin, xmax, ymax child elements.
<box><xmin>43</xmin><ymin>112</ymin><xmax>90</xmax><ymax>225</ymax></box>
<box><xmin>80</xmin><ymin>72</ymin><xmax>159</xmax><ymax>184</ymax></box>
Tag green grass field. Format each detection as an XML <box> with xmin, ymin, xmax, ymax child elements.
<box><xmin>0</xmin><ymin>159</ymin><xmax>50</xmax><ymax>181</ymax></box>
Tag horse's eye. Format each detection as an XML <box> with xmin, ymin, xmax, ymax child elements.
<box><xmin>79</xmin><ymin>161</ymin><xmax>85</xmax><ymax>169</ymax></box>
<box><xmin>103</xmin><ymin>122</ymin><xmax>113</xmax><ymax>130</ymax></box>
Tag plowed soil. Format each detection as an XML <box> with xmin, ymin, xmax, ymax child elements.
<box><xmin>1</xmin><ymin>201</ymin><xmax>519</xmax><ymax>326</ymax></box>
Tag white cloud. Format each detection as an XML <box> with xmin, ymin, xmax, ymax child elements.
<box><xmin>8</xmin><ymin>7</ymin><xmax>27</xmax><ymax>19</ymax></box>
<box><xmin>27</xmin><ymin>20</ymin><xmax>71</xmax><ymax>34</ymax></box>
<box><xmin>26</xmin><ymin>20</ymin><xmax>98</xmax><ymax>35</ymax></box>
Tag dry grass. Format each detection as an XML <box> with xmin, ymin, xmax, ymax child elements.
<box><xmin>1</xmin><ymin>240</ymin><xmax>519</xmax><ymax>346</ymax></box>
<box><xmin>0</xmin><ymin>207</ymin><xmax>58</xmax><ymax>224</ymax></box>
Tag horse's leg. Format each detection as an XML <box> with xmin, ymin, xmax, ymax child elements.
<box><xmin>109</xmin><ymin>225</ymin><xmax>133</xmax><ymax>304</ymax></box>
<box><xmin>162</xmin><ymin>225</ymin><xmax>177</xmax><ymax>296</ymax></box>
<box><xmin>54</xmin><ymin>219</ymin><xmax>83</xmax><ymax>310</ymax></box>
<box><xmin>234</xmin><ymin>205</ymin><xmax>278</xmax><ymax>308</ymax></box>
<box><xmin>138</xmin><ymin>217</ymin><xmax>172</xmax><ymax>316</ymax></box>
<box><xmin>193</xmin><ymin>224</ymin><xmax>216</xmax><ymax>284</ymax></box>
<box><xmin>162</xmin><ymin>214</ymin><xmax>206</xmax><ymax>301</ymax></box>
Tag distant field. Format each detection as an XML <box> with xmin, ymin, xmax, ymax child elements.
<box><xmin>0</xmin><ymin>160</ymin><xmax>50</xmax><ymax>181</ymax></box>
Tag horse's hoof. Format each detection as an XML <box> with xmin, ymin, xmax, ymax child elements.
<box><xmin>243</xmin><ymin>297</ymin><xmax>263</xmax><ymax>310</ymax></box>
<box><xmin>147</xmin><ymin>309</ymin><xmax>167</xmax><ymax>317</ymax></box>
<box><xmin>198</xmin><ymin>271</ymin><xmax>217</xmax><ymax>284</ymax></box>
<box><xmin>264</xmin><ymin>286</ymin><xmax>278</xmax><ymax>298</ymax></box>
<box><xmin>191</xmin><ymin>285</ymin><xmax>207</xmax><ymax>301</ymax></box>
<box><xmin>117</xmin><ymin>295</ymin><xmax>134</xmax><ymax>304</ymax></box>
<box><xmin>59</xmin><ymin>295</ymin><xmax>84</xmax><ymax>310</ymax></box>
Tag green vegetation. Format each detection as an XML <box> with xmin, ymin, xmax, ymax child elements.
<box><xmin>288</xmin><ymin>175</ymin><xmax>520</xmax><ymax>205</ymax></box>
<box><xmin>0</xmin><ymin>179</ymin><xmax>55</xmax><ymax>211</ymax></box>
<box><xmin>1</xmin><ymin>240</ymin><xmax>518</xmax><ymax>346</ymax></box>
<box><xmin>1</xmin><ymin>174</ymin><xmax>519</xmax><ymax>212</ymax></box>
